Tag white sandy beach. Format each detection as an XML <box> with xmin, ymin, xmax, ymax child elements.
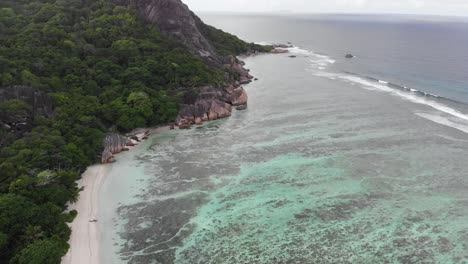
<box><xmin>62</xmin><ymin>127</ymin><xmax>169</xmax><ymax>264</ymax></box>
<box><xmin>61</xmin><ymin>164</ymin><xmax>108</xmax><ymax>264</ymax></box>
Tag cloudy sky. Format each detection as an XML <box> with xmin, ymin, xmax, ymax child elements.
<box><xmin>182</xmin><ymin>0</ymin><xmax>468</xmax><ymax>16</ymax></box>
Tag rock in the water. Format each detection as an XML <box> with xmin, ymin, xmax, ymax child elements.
<box><xmin>271</xmin><ymin>48</ymin><xmax>288</xmax><ymax>54</ymax></box>
<box><xmin>230</xmin><ymin>87</ymin><xmax>248</xmax><ymax>106</ymax></box>
<box><xmin>345</xmin><ymin>54</ymin><xmax>355</xmax><ymax>59</ymax></box>
<box><xmin>208</xmin><ymin>100</ymin><xmax>232</xmax><ymax>120</ymax></box>
<box><xmin>236</xmin><ymin>104</ymin><xmax>247</xmax><ymax>110</ymax></box>
<box><xmin>178</xmin><ymin>119</ymin><xmax>192</xmax><ymax>129</ymax></box>
<box><xmin>289</xmin><ymin>55</ymin><xmax>297</xmax><ymax>58</ymax></box>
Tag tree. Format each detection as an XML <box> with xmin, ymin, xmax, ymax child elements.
<box><xmin>14</xmin><ymin>238</ymin><xmax>66</xmax><ymax>264</ymax></box>
<box><xmin>127</xmin><ymin>92</ymin><xmax>153</xmax><ymax>119</ymax></box>
<box><xmin>0</xmin><ymin>232</ymin><xmax>7</xmax><ymax>250</ymax></box>
<box><xmin>0</xmin><ymin>99</ymin><xmax>31</xmax><ymax>118</ymax></box>
<box><xmin>0</xmin><ymin>0</ymin><xmax>267</xmax><ymax>262</ymax></box>
<box><xmin>0</xmin><ymin>194</ymin><xmax>38</xmax><ymax>246</ymax></box>
<box><xmin>0</xmin><ymin>8</ymin><xmax>16</xmax><ymax>27</ymax></box>
<box><xmin>111</xmin><ymin>38</ymin><xmax>138</xmax><ymax>64</ymax></box>
<box><xmin>20</xmin><ymin>70</ymin><xmax>40</xmax><ymax>87</ymax></box>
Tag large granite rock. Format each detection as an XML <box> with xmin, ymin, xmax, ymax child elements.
<box><xmin>175</xmin><ymin>84</ymin><xmax>249</xmax><ymax>129</ymax></box>
<box><xmin>101</xmin><ymin>134</ymin><xmax>130</xmax><ymax>164</ymax></box>
<box><xmin>224</xmin><ymin>55</ymin><xmax>253</xmax><ymax>84</ymax></box>
<box><xmin>101</xmin><ymin>130</ymin><xmax>152</xmax><ymax>163</ymax></box>
<box><xmin>0</xmin><ymin>86</ymin><xmax>54</xmax><ymax>146</ymax></box>
<box><xmin>225</xmin><ymin>85</ymin><xmax>248</xmax><ymax>106</ymax></box>
<box><xmin>0</xmin><ymin>86</ymin><xmax>53</xmax><ymax>116</ymax></box>
<box><xmin>113</xmin><ymin>0</ymin><xmax>257</xmax><ymax>129</ymax></box>
<box><xmin>119</xmin><ymin>0</ymin><xmax>219</xmax><ymax>64</ymax></box>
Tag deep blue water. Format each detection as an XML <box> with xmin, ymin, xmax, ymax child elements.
<box><xmin>202</xmin><ymin>14</ymin><xmax>468</xmax><ymax>104</ymax></box>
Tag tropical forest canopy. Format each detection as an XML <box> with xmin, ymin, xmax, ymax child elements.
<box><xmin>0</xmin><ymin>0</ymin><xmax>268</xmax><ymax>262</ymax></box>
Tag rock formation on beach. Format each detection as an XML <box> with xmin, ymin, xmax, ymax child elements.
<box><xmin>101</xmin><ymin>130</ymin><xmax>151</xmax><ymax>164</ymax></box>
<box><xmin>175</xmin><ymin>83</ymin><xmax>249</xmax><ymax>129</ymax></box>
<box><xmin>117</xmin><ymin>0</ymin><xmax>271</xmax><ymax>129</ymax></box>
<box><xmin>96</xmin><ymin>0</ymin><xmax>273</xmax><ymax>159</ymax></box>
<box><xmin>0</xmin><ymin>0</ymin><xmax>277</xmax><ymax>262</ymax></box>
<box><xmin>101</xmin><ymin>134</ymin><xmax>129</xmax><ymax>163</ymax></box>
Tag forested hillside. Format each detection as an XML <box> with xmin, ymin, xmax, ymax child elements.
<box><xmin>0</xmin><ymin>0</ymin><xmax>269</xmax><ymax>262</ymax></box>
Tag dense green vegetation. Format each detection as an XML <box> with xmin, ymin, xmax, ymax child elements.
<box><xmin>201</xmin><ymin>24</ymin><xmax>272</xmax><ymax>57</ymax></box>
<box><xmin>0</xmin><ymin>0</ymin><xmax>268</xmax><ymax>262</ymax></box>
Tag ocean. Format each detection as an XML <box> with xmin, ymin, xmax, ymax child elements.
<box><xmin>98</xmin><ymin>14</ymin><xmax>468</xmax><ymax>263</ymax></box>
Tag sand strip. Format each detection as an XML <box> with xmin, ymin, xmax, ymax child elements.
<box><xmin>62</xmin><ymin>126</ymin><xmax>169</xmax><ymax>264</ymax></box>
<box><xmin>61</xmin><ymin>164</ymin><xmax>107</xmax><ymax>264</ymax></box>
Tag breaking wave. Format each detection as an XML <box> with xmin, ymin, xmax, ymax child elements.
<box><xmin>338</xmin><ymin>74</ymin><xmax>468</xmax><ymax>122</ymax></box>
<box><xmin>286</xmin><ymin>46</ymin><xmax>336</xmax><ymax>70</ymax></box>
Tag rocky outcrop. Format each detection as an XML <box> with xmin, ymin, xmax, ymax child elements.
<box><xmin>175</xmin><ymin>83</ymin><xmax>251</xmax><ymax>129</ymax></box>
<box><xmin>236</xmin><ymin>104</ymin><xmax>247</xmax><ymax>111</ymax></box>
<box><xmin>270</xmin><ymin>48</ymin><xmax>289</xmax><ymax>54</ymax></box>
<box><xmin>119</xmin><ymin>0</ymin><xmax>220</xmax><ymax>64</ymax></box>
<box><xmin>0</xmin><ymin>86</ymin><xmax>54</xmax><ymax>146</ymax></box>
<box><xmin>224</xmin><ymin>56</ymin><xmax>254</xmax><ymax>85</ymax></box>
<box><xmin>224</xmin><ymin>86</ymin><xmax>249</xmax><ymax>106</ymax></box>
<box><xmin>113</xmin><ymin>0</ymin><xmax>273</xmax><ymax>129</ymax></box>
<box><xmin>101</xmin><ymin>150</ymin><xmax>115</xmax><ymax>164</ymax></box>
<box><xmin>174</xmin><ymin>55</ymin><xmax>252</xmax><ymax>129</ymax></box>
<box><xmin>0</xmin><ymin>86</ymin><xmax>53</xmax><ymax>116</ymax></box>
<box><xmin>101</xmin><ymin>134</ymin><xmax>130</xmax><ymax>164</ymax></box>
<box><xmin>101</xmin><ymin>130</ymin><xmax>152</xmax><ymax>163</ymax></box>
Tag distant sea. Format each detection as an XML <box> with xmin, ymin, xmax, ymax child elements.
<box><xmin>205</xmin><ymin>14</ymin><xmax>468</xmax><ymax>101</ymax></box>
<box><xmin>99</xmin><ymin>14</ymin><xmax>468</xmax><ymax>263</ymax></box>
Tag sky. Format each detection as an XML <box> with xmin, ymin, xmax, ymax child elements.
<box><xmin>182</xmin><ymin>0</ymin><xmax>468</xmax><ymax>17</ymax></box>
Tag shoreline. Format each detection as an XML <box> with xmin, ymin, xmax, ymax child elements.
<box><xmin>61</xmin><ymin>50</ymin><xmax>279</xmax><ymax>264</ymax></box>
<box><xmin>61</xmin><ymin>126</ymin><xmax>169</xmax><ymax>264</ymax></box>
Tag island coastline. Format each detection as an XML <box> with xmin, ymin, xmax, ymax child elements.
<box><xmin>62</xmin><ymin>126</ymin><xmax>169</xmax><ymax>264</ymax></box>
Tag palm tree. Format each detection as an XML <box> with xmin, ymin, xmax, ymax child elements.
<box><xmin>68</xmin><ymin>188</ymin><xmax>80</xmax><ymax>204</ymax></box>
<box><xmin>22</xmin><ymin>225</ymin><xmax>44</xmax><ymax>241</ymax></box>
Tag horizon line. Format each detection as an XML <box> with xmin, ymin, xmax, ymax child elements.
<box><xmin>196</xmin><ymin>11</ymin><xmax>468</xmax><ymax>19</ymax></box>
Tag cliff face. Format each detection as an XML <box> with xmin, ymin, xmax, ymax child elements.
<box><xmin>119</xmin><ymin>0</ymin><xmax>220</xmax><ymax>64</ymax></box>
<box><xmin>0</xmin><ymin>86</ymin><xmax>54</xmax><ymax>117</ymax></box>
<box><xmin>116</xmin><ymin>0</ymin><xmax>259</xmax><ymax>129</ymax></box>
<box><xmin>0</xmin><ymin>86</ymin><xmax>54</xmax><ymax>146</ymax></box>
<box><xmin>118</xmin><ymin>0</ymin><xmax>267</xmax><ymax>64</ymax></box>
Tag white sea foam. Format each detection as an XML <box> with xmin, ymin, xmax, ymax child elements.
<box><xmin>254</xmin><ymin>41</ymin><xmax>272</xmax><ymax>46</ymax></box>
<box><xmin>378</xmin><ymin>80</ymin><xmax>389</xmax><ymax>84</ymax></box>
<box><xmin>286</xmin><ymin>46</ymin><xmax>335</xmax><ymax>70</ymax></box>
<box><xmin>416</xmin><ymin>113</ymin><xmax>468</xmax><ymax>134</ymax></box>
<box><xmin>287</xmin><ymin>46</ymin><xmax>312</xmax><ymax>55</ymax></box>
<box><xmin>339</xmin><ymin>75</ymin><xmax>468</xmax><ymax>123</ymax></box>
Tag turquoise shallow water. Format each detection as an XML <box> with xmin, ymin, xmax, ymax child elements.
<box><xmin>100</xmin><ymin>53</ymin><xmax>468</xmax><ymax>263</ymax></box>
